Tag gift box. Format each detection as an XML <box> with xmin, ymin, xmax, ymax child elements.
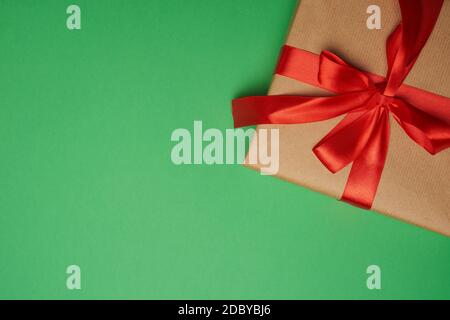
<box><xmin>233</xmin><ymin>0</ymin><xmax>450</xmax><ymax>236</ymax></box>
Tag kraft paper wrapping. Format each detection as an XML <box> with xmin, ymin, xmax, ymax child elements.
<box><xmin>246</xmin><ymin>0</ymin><xmax>450</xmax><ymax>237</ymax></box>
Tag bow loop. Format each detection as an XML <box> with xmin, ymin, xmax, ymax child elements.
<box><xmin>389</xmin><ymin>98</ymin><xmax>450</xmax><ymax>154</ymax></box>
<box><xmin>384</xmin><ymin>0</ymin><xmax>444</xmax><ymax>96</ymax></box>
<box><xmin>313</xmin><ymin>101</ymin><xmax>382</xmax><ymax>173</ymax></box>
<box><xmin>318</xmin><ymin>51</ymin><xmax>374</xmax><ymax>93</ymax></box>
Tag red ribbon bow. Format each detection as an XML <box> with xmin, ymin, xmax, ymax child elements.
<box><xmin>232</xmin><ymin>0</ymin><xmax>450</xmax><ymax>209</ymax></box>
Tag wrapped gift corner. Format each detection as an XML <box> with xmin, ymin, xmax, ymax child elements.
<box><xmin>239</xmin><ymin>0</ymin><xmax>450</xmax><ymax>237</ymax></box>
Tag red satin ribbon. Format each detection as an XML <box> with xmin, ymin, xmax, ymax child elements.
<box><xmin>232</xmin><ymin>0</ymin><xmax>450</xmax><ymax>209</ymax></box>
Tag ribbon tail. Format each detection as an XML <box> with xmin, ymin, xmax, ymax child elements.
<box><xmin>341</xmin><ymin>108</ymin><xmax>390</xmax><ymax>209</ymax></box>
<box><xmin>232</xmin><ymin>91</ymin><xmax>373</xmax><ymax>128</ymax></box>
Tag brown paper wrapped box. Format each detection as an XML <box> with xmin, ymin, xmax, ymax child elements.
<box><xmin>245</xmin><ymin>0</ymin><xmax>450</xmax><ymax>237</ymax></box>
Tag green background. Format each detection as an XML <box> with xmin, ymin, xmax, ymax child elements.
<box><xmin>0</xmin><ymin>0</ymin><xmax>449</xmax><ymax>299</ymax></box>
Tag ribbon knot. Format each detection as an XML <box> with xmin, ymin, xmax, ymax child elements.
<box><xmin>377</xmin><ymin>95</ymin><xmax>394</xmax><ymax>106</ymax></box>
<box><xmin>231</xmin><ymin>0</ymin><xmax>450</xmax><ymax>209</ymax></box>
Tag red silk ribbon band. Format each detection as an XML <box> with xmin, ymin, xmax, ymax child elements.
<box><xmin>232</xmin><ymin>0</ymin><xmax>450</xmax><ymax>209</ymax></box>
